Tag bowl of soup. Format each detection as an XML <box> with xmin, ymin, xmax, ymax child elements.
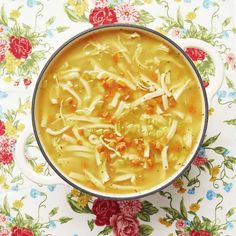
<box><xmin>15</xmin><ymin>24</ymin><xmax>224</xmax><ymax>199</ymax></box>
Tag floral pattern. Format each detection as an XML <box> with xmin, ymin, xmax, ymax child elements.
<box><xmin>0</xmin><ymin>0</ymin><xmax>235</xmax><ymax>235</ymax></box>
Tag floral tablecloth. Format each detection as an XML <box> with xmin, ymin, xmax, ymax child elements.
<box><xmin>0</xmin><ymin>0</ymin><xmax>236</xmax><ymax>235</ymax></box>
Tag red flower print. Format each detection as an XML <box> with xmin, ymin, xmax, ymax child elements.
<box><xmin>11</xmin><ymin>226</ymin><xmax>34</xmax><ymax>236</ymax></box>
<box><xmin>0</xmin><ymin>39</ymin><xmax>9</xmax><ymax>62</ymax></box>
<box><xmin>89</xmin><ymin>7</ymin><xmax>117</xmax><ymax>27</ymax></box>
<box><xmin>117</xmin><ymin>200</ymin><xmax>142</xmax><ymax>216</ymax></box>
<box><xmin>226</xmin><ymin>52</ymin><xmax>235</xmax><ymax>64</ymax></box>
<box><xmin>0</xmin><ymin>120</ymin><xmax>5</xmax><ymax>136</ymax></box>
<box><xmin>185</xmin><ymin>48</ymin><xmax>207</xmax><ymax>61</ymax></box>
<box><xmin>193</xmin><ymin>156</ymin><xmax>208</xmax><ymax>166</ymax></box>
<box><xmin>175</xmin><ymin>219</ymin><xmax>186</xmax><ymax>229</ymax></box>
<box><xmin>9</xmin><ymin>36</ymin><xmax>32</xmax><ymax>59</ymax></box>
<box><xmin>92</xmin><ymin>199</ymin><xmax>120</xmax><ymax>226</ymax></box>
<box><xmin>0</xmin><ymin>136</ymin><xmax>16</xmax><ymax>165</ymax></box>
<box><xmin>203</xmin><ymin>80</ymin><xmax>209</xmax><ymax>88</ymax></box>
<box><xmin>110</xmin><ymin>213</ymin><xmax>140</xmax><ymax>236</ymax></box>
<box><xmin>114</xmin><ymin>3</ymin><xmax>139</xmax><ymax>23</ymax></box>
<box><xmin>190</xmin><ymin>229</ymin><xmax>212</xmax><ymax>236</ymax></box>
<box><xmin>23</xmin><ymin>78</ymin><xmax>32</xmax><ymax>87</ymax></box>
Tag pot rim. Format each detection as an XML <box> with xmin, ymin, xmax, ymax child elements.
<box><xmin>32</xmin><ymin>23</ymin><xmax>208</xmax><ymax>200</ymax></box>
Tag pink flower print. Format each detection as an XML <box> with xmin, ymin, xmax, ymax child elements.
<box><xmin>0</xmin><ymin>214</ymin><xmax>7</xmax><ymax>225</ymax></box>
<box><xmin>226</xmin><ymin>52</ymin><xmax>235</xmax><ymax>64</ymax></box>
<box><xmin>0</xmin><ymin>39</ymin><xmax>9</xmax><ymax>62</ymax></box>
<box><xmin>171</xmin><ymin>27</ymin><xmax>182</xmax><ymax>39</ymax></box>
<box><xmin>231</xmin><ymin>61</ymin><xmax>236</xmax><ymax>70</ymax></box>
<box><xmin>175</xmin><ymin>219</ymin><xmax>186</xmax><ymax>229</ymax></box>
<box><xmin>193</xmin><ymin>156</ymin><xmax>208</xmax><ymax>166</ymax></box>
<box><xmin>117</xmin><ymin>200</ymin><xmax>142</xmax><ymax>216</ymax></box>
<box><xmin>94</xmin><ymin>0</ymin><xmax>109</xmax><ymax>8</ymax></box>
<box><xmin>114</xmin><ymin>3</ymin><xmax>139</xmax><ymax>23</ymax></box>
<box><xmin>0</xmin><ymin>228</ymin><xmax>11</xmax><ymax>236</ymax></box>
<box><xmin>178</xmin><ymin>233</ymin><xmax>190</xmax><ymax>236</ymax></box>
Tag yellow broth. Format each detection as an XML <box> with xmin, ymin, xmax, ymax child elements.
<box><xmin>35</xmin><ymin>29</ymin><xmax>204</xmax><ymax>194</ymax></box>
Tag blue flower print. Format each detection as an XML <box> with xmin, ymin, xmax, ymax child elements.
<box><xmin>222</xmin><ymin>31</ymin><xmax>229</xmax><ymax>38</ymax></box>
<box><xmin>224</xmin><ymin>183</ymin><xmax>233</xmax><ymax>192</ymax></box>
<box><xmin>0</xmin><ymin>91</ymin><xmax>8</xmax><ymax>99</ymax></box>
<box><xmin>223</xmin><ymin>149</ymin><xmax>230</xmax><ymax>156</ymax></box>
<box><xmin>7</xmin><ymin>216</ymin><xmax>13</xmax><ymax>222</ymax></box>
<box><xmin>228</xmin><ymin>91</ymin><xmax>236</xmax><ymax>98</ymax></box>
<box><xmin>109</xmin><ymin>0</ymin><xmax>128</xmax><ymax>6</ymax></box>
<box><xmin>46</xmin><ymin>29</ymin><xmax>53</xmax><ymax>38</ymax></box>
<box><xmin>216</xmin><ymin>90</ymin><xmax>227</xmax><ymax>99</ymax></box>
<box><xmin>198</xmin><ymin>147</ymin><xmax>206</xmax><ymax>158</ymax></box>
<box><xmin>203</xmin><ymin>0</ymin><xmax>212</xmax><ymax>9</ymax></box>
<box><xmin>226</xmin><ymin>221</ymin><xmax>234</xmax><ymax>230</ymax></box>
<box><xmin>27</xmin><ymin>0</ymin><xmax>38</xmax><ymax>8</ymax></box>
<box><xmin>11</xmin><ymin>185</ymin><xmax>19</xmax><ymax>191</ymax></box>
<box><xmin>187</xmin><ymin>188</ymin><xmax>195</xmax><ymax>194</ymax></box>
<box><xmin>30</xmin><ymin>188</ymin><xmax>40</xmax><ymax>198</ymax></box>
<box><xmin>48</xmin><ymin>185</ymin><xmax>56</xmax><ymax>192</ymax></box>
<box><xmin>185</xmin><ymin>220</ymin><xmax>191</xmax><ymax>226</ymax></box>
<box><xmin>48</xmin><ymin>221</ymin><xmax>56</xmax><ymax>229</ymax></box>
<box><xmin>206</xmin><ymin>190</ymin><xmax>216</xmax><ymax>200</ymax></box>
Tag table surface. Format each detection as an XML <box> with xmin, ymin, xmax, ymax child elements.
<box><xmin>0</xmin><ymin>0</ymin><xmax>236</xmax><ymax>235</ymax></box>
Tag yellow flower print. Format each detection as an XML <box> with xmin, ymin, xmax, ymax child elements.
<box><xmin>168</xmin><ymin>234</ymin><xmax>174</xmax><ymax>236</ymax></box>
<box><xmin>5</xmin><ymin>53</ymin><xmax>22</xmax><ymax>74</ymax></box>
<box><xmin>3</xmin><ymin>76</ymin><xmax>13</xmax><ymax>83</ymax></box>
<box><xmin>209</xmin><ymin>166</ymin><xmax>219</xmax><ymax>181</ymax></box>
<box><xmin>155</xmin><ymin>27</ymin><xmax>167</xmax><ymax>35</ymax></box>
<box><xmin>13</xmin><ymin>200</ymin><xmax>23</xmax><ymax>209</ymax></box>
<box><xmin>175</xmin><ymin>0</ymin><xmax>182</xmax><ymax>2</ymax></box>
<box><xmin>18</xmin><ymin>123</ymin><xmax>25</xmax><ymax>132</ymax></box>
<box><xmin>209</xmin><ymin>107</ymin><xmax>215</xmax><ymax>116</ymax></box>
<box><xmin>159</xmin><ymin>218</ymin><xmax>172</xmax><ymax>227</ymax></box>
<box><xmin>71</xmin><ymin>188</ymin><xmax>79</xmax><ymax>197</ymax></box>
<box><xmin>5</xmin><ymin>121</ymin><xmax>17</xmax><ymax>137</ymax></box>
<box><xmin>173</xmin><ymin>178</ymin><xmax>184</xmax><ymax>188</ymax></box>
<box><xmin>67</xmin><ymin>0</ymin><xmax>77</xmax><ymax>6</ymax></box>
<box><xmin>33</xmin><ymin>164</ymin><xmax>44</xmax><ymax>174</ymax></box>
<box><xmin>189</xmin><ymin>203</ymin><xmax>200</xmax><ymax>212</ymax></box>
<box><xmin>144</xmin><ymin>0</ymin><xmax>153</xmax><ymax>3</ymax></box>
<box><xmin>75</xmin><ymin>0</ymin><xmax>88</xmax><ymax>17</ymax></box>
<box><xmin>2</xmin><ymin>183</ymin><xmax>9</xmax><ymax>189</ymax></box>
<box><xmin>77</xmin><ymin>193</ymin><xmax>92</xmax><ymax>208</ymax></box>
<box><xmin>0</xmin><ymin>175</ymin><xmax>6</xmax><ymax>184</ymax></box>
<box><xmin>10</xmin><ymin>10</ymin><xmax>21</xmax><ymax>19</ymax></box>
<box><xmin>178</xmin><ymin>187</ymin><xmax>186</xmax><ymax>193</ymax></box>
<box><xmin>186</xmin><ymin>11</ymin><xmax>196</xmax><ymax>21</ymax></box>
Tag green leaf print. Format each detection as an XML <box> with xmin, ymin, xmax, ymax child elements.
<box><xmin>87</xmin><ymin>219</ymin><xmax>94</xmax><ymax>231</ymax></box>
<box><xmin>226</xmin><ymin>208</ymin><xmax>235</xmax><ymax>218</ymax></box>
<box><xmin>67</xmin><ymin>196</ymin><xmax>92</xmax><ymax>213</ymax></box>
<box><xmin>180</xmin><ymin>198</ymin><xmax>187</xmax><ymax>219</ymax></box>
<box><xmin>226</xmin><ymin>156</ymin><xmax>236</xmax><ymax>164</ymax></box>
<box><xmin>139</xmin><ymin>224</ymin><xmax>154</xmax><ymax>236</ymax></box>
<box><xmin>46</xmin><ymin>16</ymin><xmax>56</xmax><ymax>25</ymax></box>
<box><xmin>161</xmin><ymin>207</ymin><xmax>181</xmax><ymax>219</ymax></box>
<box><xmin>137</xmin><ymin>212</ymin><xmax>150</xmax><ymax>222</ymax></box>
<box><xmin>59</xmin><ymin>217</ymin><xmax>73</xmax><ymax>224</ymax></box>
<box><xmin>213</xmin><ymin>147</ymin><xmax>228</xmax><ymax>155</ymax></box>
<box><xmin>225</xmin><ymin>76</ymin><xmax>235</xmax><ymax>89</ymax></box>
<box><xmin>56</xmin><ymin>26</ymin><xmax>70</xmax><ymax>33</ymax></box>
<box><xmin>138</xmin><ymin>10</ymin><xmax>155</xmax><ymax>26</ymax></box>
<box><xmin>0</xmin><ymin>5</ymin><xmax>8</xmax><ymax>26</ymax></box>
<box><xmin>224</xmin><ymin>160</ymin><xmax>234</xmax><ymax>171</ymax></box>
<box><xmin>222</xmin><ymin>17</ymin><xmax>231</xmax><ymax>27</ymax></box>
<box><xmin>49</xmin><ymin>207</ymin><xmax>59</xmax><ymax>217</ymax></box>
<box><xmin>202</xmin><ymin>133</ymin><xmax>220</xmax><ymax>147</ymax></box>
<box><xmin>98</xmin><ymin>226</ymin><xmax>113</xmax><ymax>236</ymax></box>
<box><xmin>64</xmin><ymin>5</ymin><xmax>88</xmax><ymax>22</ymax></box>
<box><xmin>3</xmin><ymin>196</ymin><xmax>10</xmax><ymax>216</ymax></box>
<box><xmin>224</xmin><ymin>119</ymin><xmax>236</xmax><ymax>125</ymax></box>
<box><xmin>142</xmin><ymin>201</ymin><xmax>158</xmax><ymax>215</ymax></box>
<box><xmin>177</xmin><ymin>8</ymin><xmax>184</xmax><ymax>28</ymax></box>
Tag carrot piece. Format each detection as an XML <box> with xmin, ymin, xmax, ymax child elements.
<box><xmin>116</xmin><ymin>142</ymin><xmax>126</xmax><ymax>152</ymax></box>
<box><xmin>131</xmin><ymin>159</ymin><xmax>141</xmax><ymax>166</ymax></box>
<box><xmin>151</xmin><ymin>72</ymin><xmax>157</xmax><ymax>81</ymax></box>
<box><xmin>146</xmin><ymin>104</ymin><xmax>155</xmax><ymax>115</ymax></box>
<box><xmin>78</xmin><ymin>130</ymin><xmax>84</xmax><ymax>136</ymax></box>
<box><xmin>101</xmin><ymin>111</ymin><xmax>110</xmax><ymax>118</ymax></box>
<box><xmin>155</xmin><ymin>142</ymin><xmax>163</xmax><ymax>152</ymax></box>
<box><xmin>112</xmin><ymin>53</ymin><xmax>120</xmax><ymax>63</ymax></box>
<box><xmin>188</xmin><ymin>105</ymin><xmax>196</xmax><ymax>113</ymax></box>
<box><xmin>77</xmin><ymin>140</ymin><xmax>82</xmax><ymax>145</ymax></box>
<box><xmin>171</xmin><ymin>142</ymin><xmax>182</xmax><ymax>152</ymax></box>
<box><xmin>169</xmin><ymin>97</ymin><xmax>177</xmax><ymax>108</ymax></box>
<box><xmin>147</xmin><ymin>159</ymin><xmax>153</xmax><ymax>167</ymax></box>
<box><xmin>97</xmin><ymin>145</ymin><xmax>106</xmax><ymax>153</ymax></box>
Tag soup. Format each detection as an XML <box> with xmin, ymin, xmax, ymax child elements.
<box><xmin>35</xmin><ymin>28</ymin><xmax>204</xmax><ymax>195</ymax></box>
